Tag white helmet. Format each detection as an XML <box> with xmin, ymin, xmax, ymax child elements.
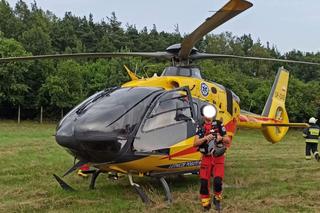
<box><xmin>202</xmin><ymin>105</ymin><xmax>217</xmax><ymax>119</ymax></box>
<box><xmin>309</xmin><ymin>117</ymin><xmax>318</xmax><ymax>124</ymax></box>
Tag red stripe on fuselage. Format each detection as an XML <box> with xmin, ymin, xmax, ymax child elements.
<box><xmin>161</xmin><ymin>146</ymin><xmax>198</xmax><ymax>160</ymax></box>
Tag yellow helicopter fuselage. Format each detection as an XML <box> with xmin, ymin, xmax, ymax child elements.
<box><xmin>95</xmin><ymin>67</ymin><xmax>299</xmax><ymax>175</ymax></box>
<box><xmin>95</xmin><ymin>74</ymin><xmax>238</xmax><ymax>174</ymax></box>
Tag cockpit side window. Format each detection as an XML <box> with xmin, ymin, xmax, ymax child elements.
<box><xmin>143</xmin><ymin>92</ymin><xmax>191</xmax><ymax>132</ymax></box>
<box><xmin>134</xmin><ymin>89</ymin><xmax>195</xmax><ymax>153</ymax></box>
<box><xmin>143</xmin><ymin>111</ymin><xmax>178</xmax><ymax>132</ymax></box>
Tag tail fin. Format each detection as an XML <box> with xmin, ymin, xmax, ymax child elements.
<box><xmin>261</xmin><ymin>67</ymin><xmax>290</xmax><ymax>142</ymax></box>
<box><xmin>238</xmin><ymin>67</ymin><xmax>308</xmax><ymax>142</ymax></box>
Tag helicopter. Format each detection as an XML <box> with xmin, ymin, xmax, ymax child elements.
<box><xmin>1</xmin><ymin>0</ymin><xmax>319</xmax><ymax>204</ymax></box>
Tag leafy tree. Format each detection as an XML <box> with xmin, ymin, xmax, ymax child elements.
<box><xmin>20</xmin><ymin>26</ymin><xmax>52</xmax><ymax>55</ymax></box>
<box><xmin>39</xmin><ymin>60</ymin><xmax>84</xmax><ymax>115</ymax></box>
<box><xmin>0</xmin><ymin>34</ymin><xmax>30</xmax><ymax>113</ymax></box>
<box><xmin>0</xmin><ymin>0</ymin><xmax>18</xmax><ymax>38</ymax></box>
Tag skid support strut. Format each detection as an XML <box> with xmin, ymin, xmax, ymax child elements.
<box><xmin>128</xmin><ymin>174</ymin><xmax>151</xmax><ymax>204</ymax></box>
<box><xmin>159</xmin><ymin>177</ymin><xmax>172</xmax><ymax>203</ymax></box>
<box><xmin>89</xmin><ymin>170</ymin><xmax>101</xmax><ymax>190</ymax></box>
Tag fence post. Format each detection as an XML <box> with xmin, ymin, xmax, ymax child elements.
<box><xmin>18</xmin><ymin>105</ymin><xmax>21</xmax><ymax>124</ymax></box>
<box><xmin>40</xmin><ymin>106</ymin><xmax>43</xmax><ymax>124</ymax></box>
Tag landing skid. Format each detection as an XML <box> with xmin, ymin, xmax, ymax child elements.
<box><xmin>53</xmin><ymin>169</ymin><xmax>102</xmax><ymax>191</ymax></box>
<box><xmin>54</xmin><ymin>168</ymin><xmax>195</xmax><ymax>205</ymax></box>
<box><xmin>128</xmin><ymin>173</ymin><xmax>151</xmax><ymax>204</ymax></box>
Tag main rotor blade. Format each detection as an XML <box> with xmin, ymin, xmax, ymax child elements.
<box><xmin>190</xmin><ymin>53</ymin><xmax>320</xmax><ymax>65</ymax></box>
<box><xmin>0</xmin><ymin>52</ymin><xmax>173</xmax><ymax>63</ymax></box>
<box><xmin>179</xmin><ymin>0</ymin><xmax>253</xmax><ymax>60</ymax></box>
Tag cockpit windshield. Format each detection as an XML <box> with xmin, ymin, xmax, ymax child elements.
<box><xmin>73</xmin><ymin>87</ymin><xmax>162</xmax><ymax>136</ymax></box>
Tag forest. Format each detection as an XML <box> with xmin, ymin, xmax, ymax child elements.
<box><xmin>0</xmin><ymin>0</ymin><xmax>319</xmax><ymax>122</ymax></box>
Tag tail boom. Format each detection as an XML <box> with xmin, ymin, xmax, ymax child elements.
<box><xmin>238</xmin><ymin>67</ymin><xmax>307</xmax><ymax>143</ymax></box>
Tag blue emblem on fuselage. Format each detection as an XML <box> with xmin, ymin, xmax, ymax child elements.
<box><xmin>200</xmin><ymin>82</ymin><xmax>209</xmax><ymax>97</ymax></box>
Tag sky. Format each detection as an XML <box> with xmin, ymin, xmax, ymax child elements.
<box><xmin>6</xmin><ymin>0</ymin><xmax>320</xmax><ymax>53</ymax></box>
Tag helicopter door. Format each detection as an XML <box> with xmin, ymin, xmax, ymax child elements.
<box><xmin>133</xmin><ymin>87</ymin><xmax>196</xmax><ymax>154</ymax></box>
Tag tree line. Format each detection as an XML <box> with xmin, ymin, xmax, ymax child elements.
<box><xmin>0</xmin><ymin>0</ymin><xmax>319</xmax><ymax>122</ymax></box>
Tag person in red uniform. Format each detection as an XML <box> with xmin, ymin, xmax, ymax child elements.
<box><xmin>78</xmin><ymin>164</ymin><xmax>90</xmax><ymax>177</ymax></box>
<box><xmin>194</xmin><ymin>105</ymin><xmax>230</xmax><ymax>211</ymax></box>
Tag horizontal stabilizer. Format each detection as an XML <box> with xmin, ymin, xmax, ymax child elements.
<box><xmin>261</xmin><ymin>123</ymin><xmax>308</xmax><ymax>128</ymax></box>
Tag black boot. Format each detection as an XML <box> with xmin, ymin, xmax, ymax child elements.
<box><xmin>213</xmin><ymin>195</ymin><xmax>222</xmax><ymax>211</ymax></box>
<box><xmin>315</xmin><ymin>152</ymin><xmax>320</xmax><ymax>162</ymax></box>
<box><xmin>203</xmin><ymin>204</ymin><xmax>211</xmax><ymax>212</ymax></box>
<box><xmin>201</xmin><ymin>198</ymin><xmax>211</xmax><ymax>212</ymax></box>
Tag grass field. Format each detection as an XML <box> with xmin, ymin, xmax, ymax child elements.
<box><xmin>1</xmin><ymin>121</ymin><xmax>320</xmax><ymax>213</ymax></box>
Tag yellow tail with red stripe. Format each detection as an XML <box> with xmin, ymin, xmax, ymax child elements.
<box><xmin>239</xmin><ymin>67</ymin><xmax>307</xmax><ymax>143</ymax></box>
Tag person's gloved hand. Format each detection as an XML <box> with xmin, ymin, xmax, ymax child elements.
<box><xmin>206</xmin><ymin>134</ymin><xmax>215</xmax><ymax>142</ymax></box>
<box><xmin>216</xmin><ymin>134</ymin><xmax>222</xmax><ymax>142</ymax></box>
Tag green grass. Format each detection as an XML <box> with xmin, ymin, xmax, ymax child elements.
<box><xmin>1</xmin><ymin>121</ymin><xmax>320</xmax><ymax>212</ymax></box>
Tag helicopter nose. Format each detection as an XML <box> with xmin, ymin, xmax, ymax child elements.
<box><xmin>55</xmin><ymin>87</ymin><xmax>159</xmax><ymax>163</ymax></box>
<box><xmin>55</xmin><ymin>115</ymin><xmax>129</xmax><ymax>163</ymax></box>
<box><xmin>55</xmin><ymin>116</ymin><xmax>78</xmax><ymax>150</ymax></box>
